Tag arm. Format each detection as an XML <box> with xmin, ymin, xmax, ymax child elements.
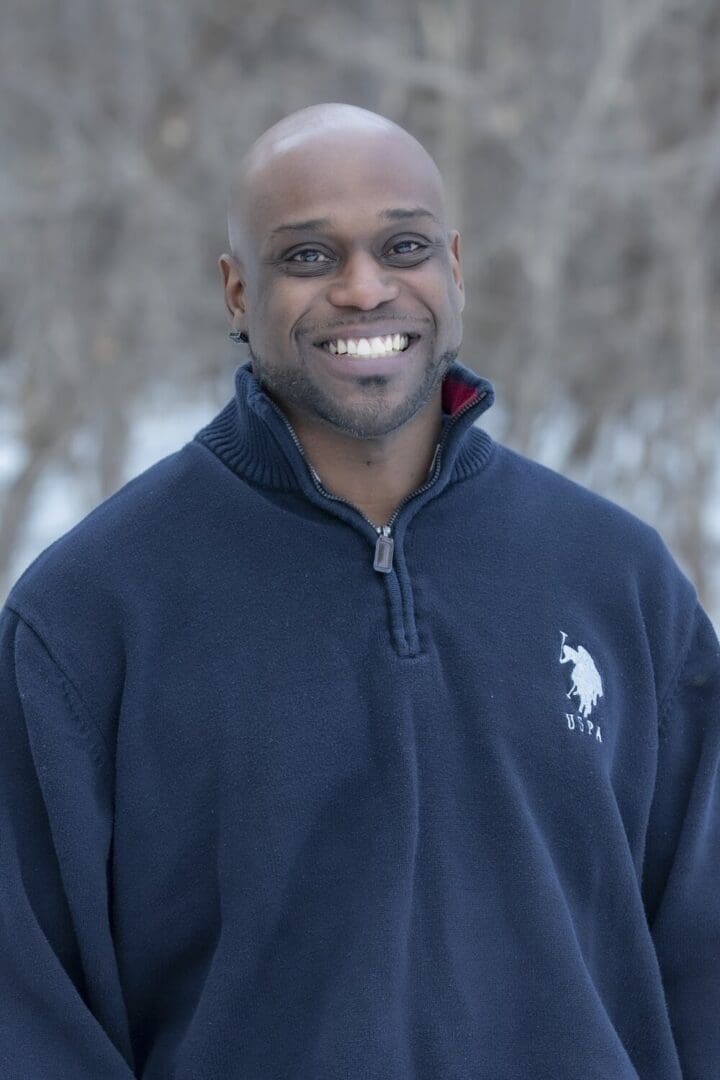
<box><xmin>643</xmin><ymin>602</ymin><xmax>720</xmax><ymax>1079</ymax></box>
<box><xmin>0</xmin><ymin>606</ymin><xmax>136</xmax><ymax>1078</ymax></box>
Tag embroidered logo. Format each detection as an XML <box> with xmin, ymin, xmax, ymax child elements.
<box><xmin>559</xmin><ymin>631</ymin><xmax>603</xmax><ymax>721</ymax></box>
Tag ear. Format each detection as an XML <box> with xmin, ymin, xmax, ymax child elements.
<box><xmin>449</xmin><ymin>230</ymin><xmax>465</xmax><ymax>310</ymax></box>
<box><xmin>218</xmin><ymin>253</ymin><xmax>247</xmax><ymax>326</ymax></box>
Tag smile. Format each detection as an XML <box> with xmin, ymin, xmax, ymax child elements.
<box><xmin>321</xmin><ymin>334</ymin><xmax>412</xmax><ymax>359</ymax></box>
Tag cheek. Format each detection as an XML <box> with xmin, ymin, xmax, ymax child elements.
<box><xmin>443</xmin><ymin>273</ymin><xmax>465</xmax><ymax>319</ymax></box>
<box><xmin>420</xmin><ymin>264</ymin><xmax>464</xmax><ymax>325</ymax></box>
<box><xmin>255</xmin><ymin>279</ymin><xmax>314</xmax><ymax>328</ymax></box>
<box><xmin>429</xmin><ymin>284</ymin><xmax>464</xmax><ymax>330</ymax></box>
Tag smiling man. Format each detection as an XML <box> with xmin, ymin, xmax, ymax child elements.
<box><xmin>220</xmin><ymin>106</ymin><xmax>466</xmax><ymax>529</ymax></box>
<box><xmin>1</xmin><ymin>104</ymin><xmax>718</xmax><ymax>1080</ymax></box>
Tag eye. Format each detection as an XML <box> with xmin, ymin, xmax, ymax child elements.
<box><xmin>287</xmin><ymin>248</ymin><xmax>332</xmax><ymax>265</ymax></box>
<box><xmin>389</xmin><ymin>239</ymin><xmax>425</xmax><ymax>255</ymax></box>
<box><xmin>384</xmin><ymin>237</ymin><xmax>432</xmax><ymax>263</ymax></box>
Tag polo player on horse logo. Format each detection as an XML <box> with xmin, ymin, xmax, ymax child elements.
<box><xmin>559</xmin><ymin>631</ymin><xmax>603</xmax><ymax>718</ymax></box>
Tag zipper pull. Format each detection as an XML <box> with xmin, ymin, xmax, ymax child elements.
<box><xmin>373</xmin><ymin>526</ymin><xmax>394</xmax><ymax>574</ymax></box>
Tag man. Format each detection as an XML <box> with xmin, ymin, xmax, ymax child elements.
<box><xmin>0</xmin><ymin>103</ymin><xmax>718</xmax><ymax>1079</ymax></box>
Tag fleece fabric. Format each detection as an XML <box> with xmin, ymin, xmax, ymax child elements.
<box><xmin>1</xmin><ymin>359</ymin><xmax>718</xmax><ymax>1080</ymax></box>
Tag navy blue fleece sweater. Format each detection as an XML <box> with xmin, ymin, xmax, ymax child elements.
<box><xmin>1</xmin><ymin>360</ymin><xmax>719</xmax><ymax>1079</ymax></box>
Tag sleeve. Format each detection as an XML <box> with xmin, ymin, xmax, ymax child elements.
<box><xmin>642</xmin><ymin>601</ymin><xmax>720</xmax><ymax>1080</ymax></box>
<box><xmin>0</xmin><ymin>605</ymin><xmax>136</xmax><ymax>1078</ymax></box>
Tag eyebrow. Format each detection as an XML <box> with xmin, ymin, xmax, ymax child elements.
<box><xmin>380</xmin><ymin>207</ymin><xmax>442</xmax><ymax>224</ymax></box>
<box><xmin>267</xmin><ymin>206</ymin><xmax>442</xmax><ymax>238</ymax></box>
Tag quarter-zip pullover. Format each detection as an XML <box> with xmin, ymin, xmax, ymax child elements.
<box><xmin>1</xmin><ymin>359</ymin><xmax>718</xmax><ymax>1079</ymax></box>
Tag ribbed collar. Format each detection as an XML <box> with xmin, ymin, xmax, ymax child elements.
<box><xmin>194</xmin><ymin>359</ymin><xmax>495</xmax><ymax>498</ymax></box>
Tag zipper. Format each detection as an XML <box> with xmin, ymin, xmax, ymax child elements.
<box><xmin>269</xmin><ymin>391</ymin><xmax>486</xmax><ymax>574</ymax></box>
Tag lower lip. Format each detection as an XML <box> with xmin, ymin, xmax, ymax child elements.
<box><xmin>315</xmin><ymin>337</ymin><xmax>419</xmax><ymax>377</ymax></box>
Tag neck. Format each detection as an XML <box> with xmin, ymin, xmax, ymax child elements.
<box><xmin>280</xmin><ymin>391</ymin><xmax>444</xmax><ymax>528</ymax></box>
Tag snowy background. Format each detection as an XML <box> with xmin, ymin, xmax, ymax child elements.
<box><xmin>1</xmin><ymin>0</ymin><xmax>719</xmax><ymax>626</ymax></box>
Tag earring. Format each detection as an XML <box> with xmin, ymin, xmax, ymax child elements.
<box><xmin>229</xmin><ymin>329</ymin><xmax>249</xmax><ymax>343</ymax></box>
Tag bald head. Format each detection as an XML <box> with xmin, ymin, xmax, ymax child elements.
<box><xmin>218</xmin><ymin>101</ymin><xmax>465</xmax><ymax>443</ymax></box>
<box><xmin>228</xmin><ymin>103</ymin><xmax>447</xmax><ymax>259</ymax></box>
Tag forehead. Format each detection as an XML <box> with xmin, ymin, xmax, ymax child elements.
<box><xmin>244</xmin><ymin>130</ymin><xmax>446</xmax><ymax>247</ymax></box>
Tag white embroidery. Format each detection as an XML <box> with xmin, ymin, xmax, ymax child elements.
<box><xmin>559</xmin><ymin>631</ymin><xmax>603</xmax><ymax>719</ymax></box>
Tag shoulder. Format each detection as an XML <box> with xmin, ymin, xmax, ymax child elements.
<box><xmin>487</xmin><ymin>441</ymin><xmax>677</xmax><ymax>564</ymax></box>
<box><xmin>483</xmin><ymin>442</ymin><xmax>700</xmax><ymax>685</ymax></box>
<box><xmin>6</xmin><ymin>441</ymin><xmax>222</xmax><ymax>627</ymax></box>
<box><xmin>4</xmin><ymin>439</ymin><xmax>239</xmax><ymax>718</ymax></box>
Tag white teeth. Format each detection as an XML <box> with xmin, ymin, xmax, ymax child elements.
<box><xmin>326</xmin><ymin>334</ymin><xmax>410</xmax><ymax>358</ymax></box>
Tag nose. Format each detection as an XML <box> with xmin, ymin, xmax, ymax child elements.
<box><xmin>326</xmin><ymin>251</ymin><xmax>400</xmax><ymax>310</ymax></box>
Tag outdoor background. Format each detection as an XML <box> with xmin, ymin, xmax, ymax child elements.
<box><xmin>1</xmin><ymin>0</ymin><xmax>719</xmax><ymax>624</ymax></box>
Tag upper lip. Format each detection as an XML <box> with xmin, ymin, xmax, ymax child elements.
<box><xmin>311</xmin><ymin>327</ymin><xmax>422</xmax><ymax>346</ymax></box>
